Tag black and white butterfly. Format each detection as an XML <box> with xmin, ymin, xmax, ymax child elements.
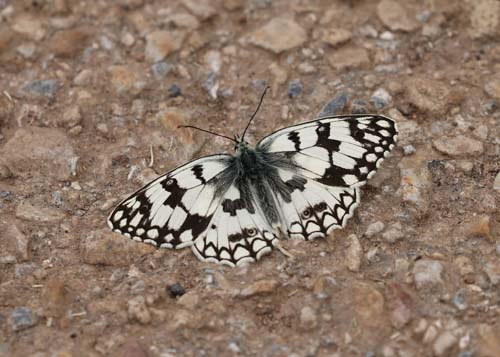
<box><xmin>107</xmin><ymin>89</ymin><xmax>398</xmax><ymax>267</ymax></box>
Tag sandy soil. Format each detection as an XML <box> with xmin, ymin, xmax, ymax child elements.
<box><xmin>0</xmin><ymin>0</ymin><xmax>499</xmax><ymax>356</ymax></box>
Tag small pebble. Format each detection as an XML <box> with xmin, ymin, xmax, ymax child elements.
<box><xmin>168</xmin><ymin>84</ymin><xmax>182</xmax><ymax>98</ymax></box>
<box><xmin>23</xmin><ymin>79</ymin><xmax>60</xmax><ymax>96</ymax></box>
<box><xmin>483</xmin><ymin>100</ymin><xmax>497</xmax><ymax>113</ymax></box>
<box><xmin>203</xmin><ymin>72</ymin><xmax>219</xmax><ymax>99</ymax></box>
<box><xmin>300</xmin><ymin>306</ymin><xmax>318</xmax><ymax>330</ymax></box>
<box><xmin>364</xmin><ymin>221</ymin><xmax>385</xmax><ymax>238</ymax></box>
<box><xmin>145</xmin><ymin>30</ymin><xmax>184</xmax><ymax>63</ymax></box>
<box><xmin>177</xmin><ymin>291</ymin><xmax>199</xmax><ymax>309</ymax></box>
<box><xmin>130</xmin><ymin>280</ymin><xmax>145</xmax><ymax>294</ymax></box>
<box><xmin>239</xmin><ymin>279</ymin><xmax>278</xmax><ymax>297</ymax></box>
<box><xmin>10</xmin><ymin>307</ymin><xmax>37</xmax><ymax>331</ymax></box>
<box><xmin>151</xmin><ymin>61</ymin><xmax>173</xmax><ymax>79</ymax></box>
<box><xmin>433</xmin><ymin>331</ymin><xmax>458</xmax><ymax>356</ymax></box>
<box><xmin>298</xmin><ymin>62</ymin><xmax>316</xmax><ymax>74</ymax></box>
<box><xmin>248</xmin><ymin>17</ymin><xmax>307</xmax><ymax>54</ymax></box>
<box><xmin>281</xmin><ymin>105</ymin><xmax>289</xmax><ymax>120</ymax></box>
<box><xmin>350</xmin><ymin>99</ymin><xmax>369</xmax><ymax>114</ymax></box>
<box><xmin>204</xmin><ymin>269</ymin><xmax>216</xmax><ymax>286</ymax></box>
<box><xmin>382</xmin><ymin>222</ymin><xmax>404</xmax><ymax>243</ymax></box>
<box><xmin>99</xmin><ymin>35</ymin><xmax>114</xmax><ymax>50</ymax></box>
<box><xmin>204</xmin><ymin>50</ymin><xmax>222</xmax><ymax>73</ymax></box>
<box><xmin>403</xmin><ymin>145</ymin><xmax>416</xmax><ymax>155</ymax></box>
<box><xmin>380</xmin><ymin>31</ymin><xmax>395</xmax><ymax>40</ymax></box>
<box><xmin>287</xmin><ymin>79</ymin><xmax>303</xmax><ymax>99</ymax></box>
<box><xmin>319</xmin><ymin>93</ymin><xmax>348</xmax><ymax>116</ymax></box>
<box><xmin>220</xmin><ymin>88</ymin><xmax>234</xmax><ymax>98</ymax></box>
<box><xmin>453</xmin><ymin>289</ymin><xmax>467</xmax><ymax>311</ymax></box>
<box><xmin>345</xmin><ymin>234</ymin><xmax>362</xmax><ymax>272</ymax></box>
<box><xmin>228</xmin><ymin>341</ymin><xmax>241</xmax><ymax>353</ymax></box>
<box><xmin>493</xmin><ymin>172</ymin><xmax>500</xmax><ymax>192</ymax></box>
<box><xmin>50</xmin><ymin>192</ymin><xmax>62</xmax><ymax>207</ymax></box>
<box><xmin>251</xmin><ymin>79</ymin><xmax>268</xmax><ymax>91</ymax></box>
<box><xmin>0</xmin><ymin>164</ymin><xmax>12</xmax><ymax>180</ymax></box>
<box><xmin>423</xmin><ymin>324</ymin><xmax>438</xmax><ymax>344</ymax></box>
<box><xmin>454</xmin><ymin>256</ymin><xmax>474</xmax><ymax>276</ymax></box>
<box><xmin>413</xmin><ymin>260</ymin><xmax>443</xmax><ymax>289</ymax></box>
<box><xmin>61</xmin><ymin>105</ymin><xmax>82</xmax><ymax>128</ymax></box>
<box><xmin>370</xmin><ymin>88</ymin><xmax>392</xmax><ymax>109</ymax></box>
<box><xmin>483</xmin><ymin>261</ymin><xmax>500</xmax><ymax>285</ymax></box>
<box><xmin>73</xmin><ymin>69</ymin><xmax>93</xmax><ymax>86</ymax></box>
<box><xmin>120</xmin><ymin>32</ymin><xmax>135</xmax><ymax>47</ymax></box>
<box><xmin>359</xmin><ymin>25</ymin><xmax>378</xmax><ymax>38</ymax></box>
<box><xmin>181</xmin><ymin>0</ymin><xmax>216</xmax><ymax>20</ymax></box>
<box><xmin>127</xmin><ymin>296</ymin><xmax>151</xmax><ymax>324</ymax></box>
<box><xmin>168</xmin><ymin>282</ymin><xmax>186</xmax><ymax>297</ymax></box>
<box><xmin>17</xmin><ymin>42</ymin><xmax>36</xmax><ymax>58</ymax></box>
<box><xmin>322</xmin><ymin>28</ymin><xmax>352</xmax><ymax>46</ymax></box>
<box><xmin>96</xmin><ymin>123</ymin><xmax>109</xmax><ymax>135</ymax></box>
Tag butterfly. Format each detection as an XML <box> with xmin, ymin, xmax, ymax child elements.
<box><xmin>107</xmin><ymin>88</ymin><xmax>398</xmax><ymax>267</ymax></box>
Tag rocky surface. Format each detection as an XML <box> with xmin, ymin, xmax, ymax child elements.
<box><xmin>0</xmin><ymin>0</ymin><xmax>498</xmax><ymax>356</ymax></box>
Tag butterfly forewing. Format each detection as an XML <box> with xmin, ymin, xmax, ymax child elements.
<box><xmin>257</xmin><ymin>115</ymin><xmax>398</xmax><ymax>188</ymax></box>
<box><xmin>107</xmin><ymin>154</ymin><xmax>232</xmax><ymax>249</ymax></box>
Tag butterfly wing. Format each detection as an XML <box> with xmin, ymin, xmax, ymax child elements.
<box><xmin>257</xmin><ymin>115</ymin><xmax>397</xmax><ymax>240</ymax></box>
<box><xmin>271</xmin><ymin>168</ymin><xmax>360</xmax><ymax>240</ymax></box>
<box><xmin>191</xmin><ymin>184</ymin><xmax>278</xmax><ymax>267</ymax></box>
<box><xmin>258</xmin><ymin>114</ymin><xmax>398</xmax><ymax>187</ymax></box>
<box><xmin>108</xmin><ymin>154</ymin><xmax>277</xmax><ymax>266</ymax></box>
<box><xmin>107</xmin><ymin>154</ymin><xmax>233</xmax><ymax>249</ymax></box>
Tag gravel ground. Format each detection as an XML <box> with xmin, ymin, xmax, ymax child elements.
<box><xmin>0</xmin><ymin>0</ymin><xmax>499</xmax><ymax>356</ymax></box>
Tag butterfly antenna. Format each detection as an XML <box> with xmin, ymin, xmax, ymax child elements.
<box><xmin>241</xmin><ymin>86</ymin><xmax>270</xmax><ymax>140</ymax></box>
<box><xmin>178</xmin><ymin>125</ymin><xmax>238</xmax><ymax>143</ymax></box>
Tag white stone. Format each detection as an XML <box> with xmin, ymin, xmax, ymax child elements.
<box><xmin>413</xmin><ymin>260</ymin><xmax>443</xmax><ymax>289</ymax></box>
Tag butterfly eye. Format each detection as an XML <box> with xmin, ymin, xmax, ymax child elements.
<box><xmin>245</xmin><ymin>228</ymin><xmax>257</xmax><ymax>236</ymax></box>
<box><xmin>166</xmin><ymin>178</ymin><xmax>174</xmax><ymax>186</ymax></box>
<box><xmin>318</xmin><ymin>126</ymin><xmax>325</xmax><ymax>132</ymax></box>
<box><xmin>302</xmin><ymin>209</ymin><xmax>312</xmax><ymax>219</ymax></box>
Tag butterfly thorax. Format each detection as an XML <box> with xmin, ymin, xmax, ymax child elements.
<box><xmin>235</xmin><ymin>143</ymin><xmax>262</xmax><ymax>179</ymax></box>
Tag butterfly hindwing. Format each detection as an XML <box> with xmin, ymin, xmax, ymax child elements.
<box><xmin>273</xmin><ymin>168</ymin><xmax>360</xmax><ymax>240</ymax></box>
<box><xmin>192</xmin><ymin>186</ymin><xmax>277</xmax><ymax>266</ymax></box>
<box><xmin>257</xmin><ymin>115</ymin><xmax>398</xmax><ymax>188</ymax></box>
<box><xmin>107</xmin><ymin>154</ymin><xmax>232</xmax><ymax>249</ymax></box>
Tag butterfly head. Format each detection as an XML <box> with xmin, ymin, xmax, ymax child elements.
<box><xmin>233</xmin><ymin>135</ymin><xmax>249</xmax><ymax>152</ymax></box>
